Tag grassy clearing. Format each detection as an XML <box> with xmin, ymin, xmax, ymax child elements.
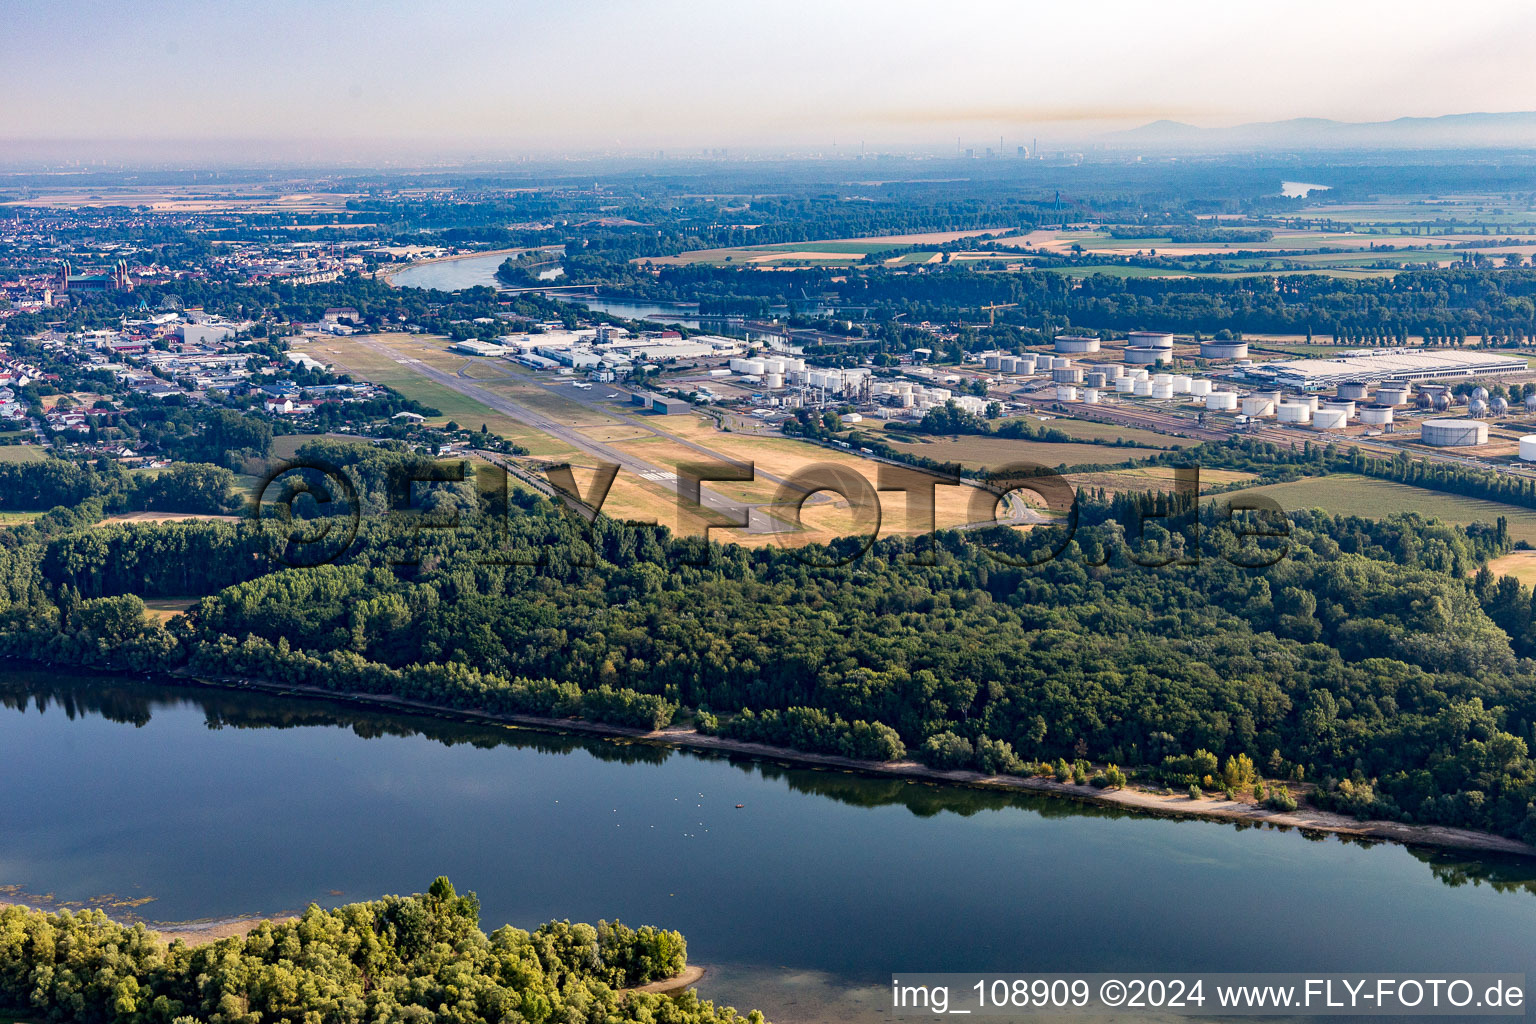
<box><xmin>0</xmin><ymin>510</ymin><xmax>42</xmax><ymax>527</ymax></box>
<box><xmin>1068</xmin><ymin>466</ymin><xmax>1256</xmax><ymax>495</ymax></box>
<box><xmin>0</xmin><ymin>445</ymin><xmax>45</xmax><ymax>463</ymax></box>
<box><xmin>1486</xmin><ymin>550</ymin><xmax>1536</xmax><ymax>587</ymax></box>
<box><xmin>1225</xmin><ymin>473</ymin><xmax>1536</xmax><ymax>544</ymax></box>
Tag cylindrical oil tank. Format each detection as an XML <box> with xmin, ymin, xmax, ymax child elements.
<box><xmin>1128</xmin><ymin>331</ymin><xmax>1174</xmax><ymax>349</ymax></box>
<box><xmin>1520</xmin><ymin>435</ymin><xmax>1536</xmax><ymax>461</ymax></box>
<box><xmin>1015</xmin><ymin>356</ymin><xmax>1038</xmax><ymax>374</ymax></box>
<box><xmin>1378</xmin><ymin>386</ymin><xmax>1411</xmax><ymax>406</ymax></box>
<box><xmin>1084</xmin><ymin>372</ymin><xmax>1107</xmax><ymax>388</ymax></box>
<box><xmin>1053</xmin><ymin>367</ymin><xmax>1083</xmax><ymax>384</ymax></box>
<box><xmin>1038</xmin><ymin>356</ymin><xmax>1057</xmax><ymax>371</ymax></box>
<box><xmin>984</xmin><ymin>355</ymin><xmax>1002</xmax><ymax>370</ymax></box>
<box><xmin>1130</xmin><ymin>368</ymin><xmax>1150</xmax><ymax>381</ymax></box>
<box><xmin>1115</xmin><ymin>378</ymin><xmax>1136</xmax><ymax>394</ymax></box>
<box><xmin>1151</xmin><ymin>383</ymin><xmax>1174</xmax><ymax>399</ymax></box>
<box><xmin>1242</xmin><ymin>396</ymin><xmax>1276</xmax><ymax>417</ymax></box>
<box><xmin>1133</xmin><ymin>379</ymin><xmax>1153</xmax><ymax>396</ymax></box>
<box><xmin>762</xmin><ymin>358</ymin><xmax>786</xmax><ymax>374</ymax></box>
<box><xmin>1189</xmin><ymin>379</ymin><xmax>1213</xmax><ymax>397</ymax></box>
<box><xmin>1124</xmin><ymin>346</ymin><xmax>1169</xmax><ymax>365</ymax></box>
<box><xmin>1206</xmin><ymin>391</ymin><xmax>1238</xmax><ymax>411</ymax></box>
<box><xmin>762</xmin><ymin>372</ymin><xmax>784</xmax><ymax>388</ymax></box>
<box><xmin>1358</xmin><ymin>404</ymin><xmax>1393</xmax><ymax>426</ymax></box>
<box><xmin>997</xmin><ymin>356</ymin><xmax>1017</xmax><ymax>373</ymax></box>
<box><xmin>1313</xmin><ymin>408</ymin><xmax>1348</xmax><ymax>431</ymax></box>
<box><xmin>1056</xmin><ymin>385</ymin><xmax>1079</xmax><ymax>401</ymax></box>
<box><xmin>1199</xmin><ymin>339</ymin><xmax>1249</xmax><ymax>360</ymax></box>
<box><xmin>1337</xmin><ymin>382</ymin><xmax>1370</xmax><ymax>401</ymax></box>
<box><xmin>1172</xmin><ymin>375</ymin><xmax>1193</xmax><ymax>393</ymax></box>
<box><xmin>1421</xmin><ymin>419</ymin><xmax>1488</xmax><ymax>446</ymax></box>
<box><xmin>1277</xmin><ymin>402</ymin><xmax>1312</xmax><ymax>424</ymax></box>
<box><xmin>1322</xmin><ymin>400</ymin><xmax>1355</xmax><ymax>418</ymax></box>
<box><xmin>1083</xmin><ymin>388</ymin><xmax>1101</xmax><ymax>404</ymax></box>
<box><xmin>1054</xmin><ymin>335</ymin><xmax>1101</xmax><ymax>354</ymax></box>
<box><xmin>1303</xmin><ymin>395</ymin><xmax>1321</xmax><ymax>412</ymax></box>
<box><xmin>1100</xmin><ymin>363</ymin><xmax>1125</xmax><ymax>379</ymax></box>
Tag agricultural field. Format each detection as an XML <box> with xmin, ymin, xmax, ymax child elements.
<box><xmin>638</xmin><ymin>228</ymin><xmax>1014</xmax><ymax>267</ymax></box>
<box><xmin>1222</xmin><ymin>473</ymin><xmax>1536</xmax><ymax>545</ymax></box>
<box><xmin>1067</xmin><ymin>465</ymin><xmax>1257</xmax><ymax>495</ymax></box>
<box><xmin>0</xmin><ymin>446</ymin><xmax>45</xmax><ymax>464</ymax></box>
<box><xmin>878</xmin><ymin>430</ymin><xmax>1166</xmax><ymax>471</ymax></box>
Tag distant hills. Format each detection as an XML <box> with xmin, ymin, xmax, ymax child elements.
<box><xmin>1104</xmin><ymin>112</ymin><xmax>1536</xmax><ymax>151</ymax></box>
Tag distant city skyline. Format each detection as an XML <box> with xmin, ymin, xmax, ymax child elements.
<box><xmin>6</xmin><ymin>0</ymin><xmax>1536</xmax><ymax>161</ymax></box>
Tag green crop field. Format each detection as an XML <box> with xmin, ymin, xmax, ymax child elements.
<box><xmin>1224</xmin><ymin>473</ymin><xmax>1536</xmax><ymax>544</ymax></box>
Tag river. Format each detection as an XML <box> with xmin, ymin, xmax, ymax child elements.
<box><xmin>387</xmin><ymin>252</ymin><xmax>707</xmax><ymax>327</ymax></box>
<box><xmin>3</xmin><ymin>670</ymin><xmax>1534</xmax><ymax>1023</ymax></box>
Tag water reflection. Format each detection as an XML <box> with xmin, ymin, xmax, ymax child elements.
<box><xmin>3</xmin><ymin>668</ymin><xmax>1533</xmax><ymax>896</ymax></box>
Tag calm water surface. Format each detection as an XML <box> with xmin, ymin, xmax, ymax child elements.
<box><xmin>2</xmin><ymin>671</ymin><xmax>1533</xmax><ymax>1023</ymax></box>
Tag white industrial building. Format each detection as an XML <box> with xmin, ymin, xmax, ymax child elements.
<box><xmin>1240</xmin><ymin>349</ymin><xmax>1527</xmax><ymax>390</ymax></box>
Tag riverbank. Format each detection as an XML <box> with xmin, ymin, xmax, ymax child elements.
<box><xmin>172</xmin><ymin>669</ymin><xmax>1536</xmax><ymax>859</ymax></box>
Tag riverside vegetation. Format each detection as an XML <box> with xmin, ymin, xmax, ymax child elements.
<box><xmin>0</xmin><ymin>878</ymin><xmax>757</xmax><ymax>1024</ymax></box>
<box><xmin>0</xmin><ymin>441</ymin><xmax>1535</xmax><ymax>843</ymax></box>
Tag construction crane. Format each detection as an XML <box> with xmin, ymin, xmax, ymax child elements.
<box><xmin>981</xmin><ymin>302</ymin><xmax>1017</xmax><ymax>325</ymax></box>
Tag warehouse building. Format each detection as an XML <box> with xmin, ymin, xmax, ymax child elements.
<box><xmin>1239</xmin><ymin>349</ymin><xmax>1527</xmax><ymax>390</ymax></box>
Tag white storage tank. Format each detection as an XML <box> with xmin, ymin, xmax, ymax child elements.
<box><xmin>1189</xmin><ymin>379</ymin><xmax>1213</xmax><ymax>397</ymax></box>
<box><xmin>1099</xmin><ymin>363</ymin><xmax>1124</xmax><ymax>379</ymax></box>
<box><xmin>762</xmin><ymin>358</ymin><xmax>787</xmax><ymax>374</ymax></box>
<box><xmin>1378</xmin><ymin>386</ymin><xmax>1411</xmax><ymax>407</ymax></box>
<box><xmin>1152</xmin><ymin>373</ymin><xmax>1174</xmax><ymax>386</ymax></box>
<box><xmin>1277</xmin><ymin>402</ymin><xmax>1312</xmax><ymax>424</ymax></box>
<box><xmin>1056</xmin><ymin>385</ymin><xmax>1079</xmax><ymax>402</ymax></box>
<box><xmin>1338</xmin><ymin>382</ymin><xmax>1370</xmax><ymax>401</ymax></box>
<box><xmin>1151</xmin><ymin>382</ymin><xmax>1174</xmax><ymax>399</ymax></box>
<box><xmin>762</xmin><ymin>372</ymin><xmax>784</xmax><ymax>388</ymax></box>
<box><xmin>998</xmin><ymin>356</ymin><xmax>1018</xmax><ymax>373</ymax></box>
<box><xmin>1358</xmin><ymin>404</ymin><xmax>1394</xmax><ymax>426</ymax></box>
<box><xmin>1172</xmin><ymin>375</ymin><xmax>1193</xmax><ymax>393</ymax></box>
<box><xmin>1124</xmin><ymin>346</ymin><xmax>1169</xmax><ymax>365</ymax></box>
<box><xmin>1128</xmin><ymin>331</ymin><xmax>1175</xmax><ymax>349</ymax></box>
<box><xmin>1322</xmin><ymin>400</ymin><xmax>1355</xmax><ymax>418</ymax></box>
<box><xmin>1038</xmin><ymin>355</ymin><xmax>1057</xmax><ymax>371</ymax></box>
<box><xmin>1421</xmin><ymin>418</ymin><xmax>1489</xmax><ymax>446</ymax></box>
<box><xmin>730</xmin><ymin>358</ymin><xmax>766</xmax><ymax>375</ymax></box>
<box><xmin>1130</xmin><ymin>368</ymin><xmax>1150</xmax><ymax>381</ymax></box>
<box><xmin>1054</xmin><ymin>335</ymin><xmax>1101</xmax><ymax>354</ymax></box>
<box><xmin>1199</xmin><ymin>339</ymin><xmax>1249</xmax><ymax>360</ymax></box>
<box><xmin>1520</xmin><ymin>435</ymin><xmax>1536</xmax><ymax>461</ymax></box>
<box><xmin>1083</xmin><ymin>388</ymin><xmax>1101</xmax><ymax>404</ymax></box>
<box><xmin>1303</xmin><ymin>395</ymin><xmax>1321</xmax><ymax>412</ymax></box>
<box><xmin>1115</xmin><ymin>377</ymin><xmax>1136</xmax><ymax>394</ymax></box>
<box><xmin>1206</xmin><ymin>391</ymin><xmax>1238</xmax><ymax>411</ymax></box>
<box><xmin>1242</xmin><ymin>396</ymin><xmax>1276</xmax><ymax>417</ymax></box>
<box><xmin>984</xmin><ymin>355</ymin><xmax>1002</xmax><ymax>370</ymax></box>
<box><xmin>1015</xmin><ymin>356</ymin><xmax>1038</xmax><ymax>374</ymax></box>
<box><xmin>1133</xmin><ymin>379</ymin><xmax>1153</xmax><ymax>396</ymax></box>
<box><xmin>1084</xmin><ymin>372</ymin><xmax>1107</xmax><ymax>388</ymax></box>
<box><xmin>1313</xmin><ymin>408</ymin><xmax>1348</xmax><ymax>431</ymax></box>
<box><xmin>1053</xmin><ymin>367</ymin><xmax>1084</xmax><ymax>384</ymax></box>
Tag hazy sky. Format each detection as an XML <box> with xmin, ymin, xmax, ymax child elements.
<box><xmin>6</xmin><ymin>0</ymin><xmax>1536</xmax><ymax>157</ymax></box>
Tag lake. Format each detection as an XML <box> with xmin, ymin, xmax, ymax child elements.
<box><xmin>3</xmin><ymin>669</ymin><xmax>1534</xmax><ymax>1023</ymax></box>
<box><xmin>1281</xmin><ymin>181</ymin><xmax>1332</xmax><ymax>199</ymax></box>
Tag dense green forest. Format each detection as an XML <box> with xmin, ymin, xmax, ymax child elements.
<box><xmin>1</xmin><ymin>441</ymin><xmax>1536</xmax><ymax>843</ymax></box>
<box><xmin>0</xmin><ymin>878</ymin><xmax>760</xmax><ymax>1024</ymax></box>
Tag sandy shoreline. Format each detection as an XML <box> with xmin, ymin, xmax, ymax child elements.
<box><xmin>169</xmin><ymin>670</ymin><xmax>1536</xmax><ymax>859</ymax></box>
